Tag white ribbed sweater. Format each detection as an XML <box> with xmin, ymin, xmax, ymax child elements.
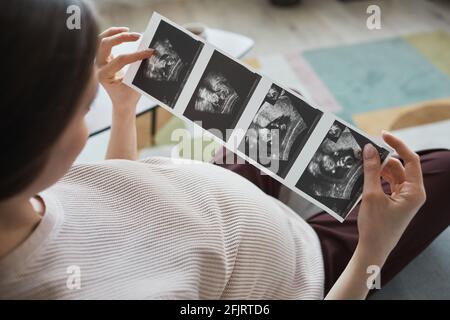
<box><xmin>0</xmin><ymin>157</ymin><xmax>324</xmax><ymax>299</ymax></box>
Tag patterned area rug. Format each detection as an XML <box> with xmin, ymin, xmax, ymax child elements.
<box><xmin>244</xmin><ymin>30</ymin><xmax>450</xmax><ymax>132</ymax></box>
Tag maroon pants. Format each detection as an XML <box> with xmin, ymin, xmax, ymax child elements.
<box><xmin>214</xmin><ymin>148</ymin><xmax>450</xmax><ymax>295</ymax></box>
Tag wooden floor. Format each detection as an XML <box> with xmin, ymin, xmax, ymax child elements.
<box><xmin>97</xmin><ymin>0</ymin><xmax>450</xmax><ymax>56</ymax></box>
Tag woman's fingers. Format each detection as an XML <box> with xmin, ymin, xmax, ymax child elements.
<box><xmin>382</xmin><ymin>172</ymin><xmax>400</xmax><ymax>196</ymax></box>
<box><xmin>97</xmin><ymin>32</ymin><xmax>141</xmax><ymax>66</ymax></box>
<box><xmin>382</xmin><ymin>131</ymin><xmax>423</xmax><ymax>185</ymax></box>
<box><xmin>362</xmin><ymin>143</ymin><xmax>407</xmax><ymax>200</ymax></box>
<box><xmin>362</xmin><ymin>143</ymin><xmax>384</xmax><ymax>197</ymax></box>
<box><xmin>381</xmin><ymin>157</ymin><xmax>406</xmax><ymax>184</ymax></box>
<box><xmin>99</xmin><ymin>27</ymin><xmax>129</xmax><ymax>39</ymax></box>
<box><xmin>99</xmin><ymin>49</ymin><xmax>154</xmax><ymax>82</ymax></box>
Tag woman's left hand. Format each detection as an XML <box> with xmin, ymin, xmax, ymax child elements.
<box><xmin>96</xmin><ymin>27</ymin><xmax>154</xmax><ymax>112</ymax></box>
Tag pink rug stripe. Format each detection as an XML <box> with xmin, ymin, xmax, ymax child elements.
<box><xmin>285</xmin><ymin>52</ymin><xmax>342</xmax><ymax>112</ymax></box>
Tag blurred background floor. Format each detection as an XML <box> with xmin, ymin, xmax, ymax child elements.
<box><xmin>96</xmin><ymin>0</ymin><xmax>450</xmax><ymax>56</ymax></box>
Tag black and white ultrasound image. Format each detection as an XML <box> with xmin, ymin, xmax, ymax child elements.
<box><xmin>183</xmin><ymin>51</ymin><xmax>261</xmax><ymax>139</ymax></box>
<box><xmin>133</xmin><ymin>20</ymin><xmax>204</xmax><ymax>108</ymax></box>
<box><xmin>296</xmin><ymin>121</ymin><xmax>390</xmax><ymax>218</ymax></box>
<box><xmin>238</xmin><ymin>84</ymin><xmax>322</xmax><ymax>178</ymax></box>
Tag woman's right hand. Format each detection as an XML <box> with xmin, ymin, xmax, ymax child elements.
<box><xmin>357</xmin><ymin>131</ymin><xmax>426</xmax><ymax>259</ymax></box>
<box><xmin>96</xmin><ymin>27</ymin><xmax>154</xmax><ymax>112</ymax></box>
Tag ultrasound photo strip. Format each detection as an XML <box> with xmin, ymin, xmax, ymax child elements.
<box><xmin>183</xmin><ymin>50</ymin><xmax>262</xmax><ymax>139</ymax></box>
<box><xmin>296</xmin><ymin>120</ymin><xmax>390</xmax><ymax>218</ymax></box>
<box><xmin>124</xmin><ymin>12</ymin><xmax>393</xmax><ymax>222</ymax></box>
<box><xmin>131</xmin><ymin>19</ymin><xmax>204</xmax><ymax>108</ymax></box>
<box><xmin>238</xmin><ymin>83</ymin><xmax>322</xmax><ymax>178</ymax></box>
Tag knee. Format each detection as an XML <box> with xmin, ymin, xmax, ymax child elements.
<box><xmin>420</xmin><ymin>150</ymin><xmax>450</xmax><ymax>189</ymax></box>
<box><xmin>422</xmin><ymin>150</ymin><xmax>450</xmax><ymax>170</ymax></box>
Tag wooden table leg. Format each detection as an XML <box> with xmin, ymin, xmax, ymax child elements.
<box><xmin>150</xmin><ymin>107</ymin><xmax>158</xmax><ymax>144</ymax></box>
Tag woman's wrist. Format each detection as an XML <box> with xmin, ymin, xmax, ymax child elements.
<box><xmin>111</xmin><ymin>104</ymin><xmax>136</xmax><ymax>131</ymax></box>
<box><xmin>325</xmin><ymin>242</ymin><xmax>389</xmax><ymax>300</ymax></box>
<box><xmin>112</xmin><ymin>102</ymin><xmax>137</xmax><ymax>118</ymax></box>
<box><xmin>106</xmin><ymin>104</ymin><xmax>138</xmax><ymax>160</ymax></box>
<box><xmin>354</xmin><ymin>241</ymin><xmax>389</xmax><ymax>270</ymax></box>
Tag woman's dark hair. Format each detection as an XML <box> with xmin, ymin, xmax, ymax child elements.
<box><xmin>0</xmin><ymin>0</ymin><xmax>99</xmax><ymax>199</ymax></box>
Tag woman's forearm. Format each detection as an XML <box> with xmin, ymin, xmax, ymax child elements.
<box><xmin>105</xmin><ymin>106</ymin><xmax>138</xmax><ymax>160</ymax></box>
<box><xmin>96</xmin><ymin>29</ymin><xmax>154</xmax><ymax>161</ymax></box>
<box><xmin>324</xmin><ymin>244</ymin><xmax>388</xmax><ymax>300</ymax></box>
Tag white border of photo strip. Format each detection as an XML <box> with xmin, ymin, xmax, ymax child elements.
<box><xmin>124</xmin><ymin>12</ymin><xmax>394</xmax><ymax>222</ymax></box>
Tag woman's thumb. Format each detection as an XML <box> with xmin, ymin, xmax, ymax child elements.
<box><xmin>362</xmin><ymin>143</ymin><xmax>382</xmax><ymax>194</ymax></box>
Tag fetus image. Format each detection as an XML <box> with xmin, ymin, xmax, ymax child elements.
<box><xmin>193</xmin><ymin>72</ymin><xmax>239</xmax><ymax>114</ymax></box>
<box><xmin>296</xmin><ymin>121</ymin><xmax>389</xmax><ymax>217</ymax></box>
<box><xmin>132</xmin><ymin>20</ymin><xmax>203</xmax><ymax>108</ymax></box>
<box><xmin>240</xmin><ymin>84</ymin><xmax>322</xmax><ymax>178</ymax></box>
<box><xmin>143</xmin><ymin>39</ymin><xmax>185</xmax><ymax>82</ymax></box>
<box><xmin>184</xmin><ymin>50</ymin><xmax>261</xmax><ymax>139</ymax></box>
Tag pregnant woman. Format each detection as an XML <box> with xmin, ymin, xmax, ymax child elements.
<box><xmin>0</xmin><ymin>0</ymin><xmax>449</xmax><ymax>299</ymax></box>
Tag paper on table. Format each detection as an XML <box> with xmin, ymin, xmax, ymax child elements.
<box><xmin>123</xmin><ymin>12</ymin><xmax>393</xmax><ymax>222</ymax></box>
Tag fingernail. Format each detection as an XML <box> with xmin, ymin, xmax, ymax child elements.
<box><xmin>145</xmin><ymin>48</ymin><xmax>154</xmax><ymax>53</ymax></box>
<box><xmin>364</xmin><ymin>143</ymin><xmax>376</xmax><ymax>159</ymax></box>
